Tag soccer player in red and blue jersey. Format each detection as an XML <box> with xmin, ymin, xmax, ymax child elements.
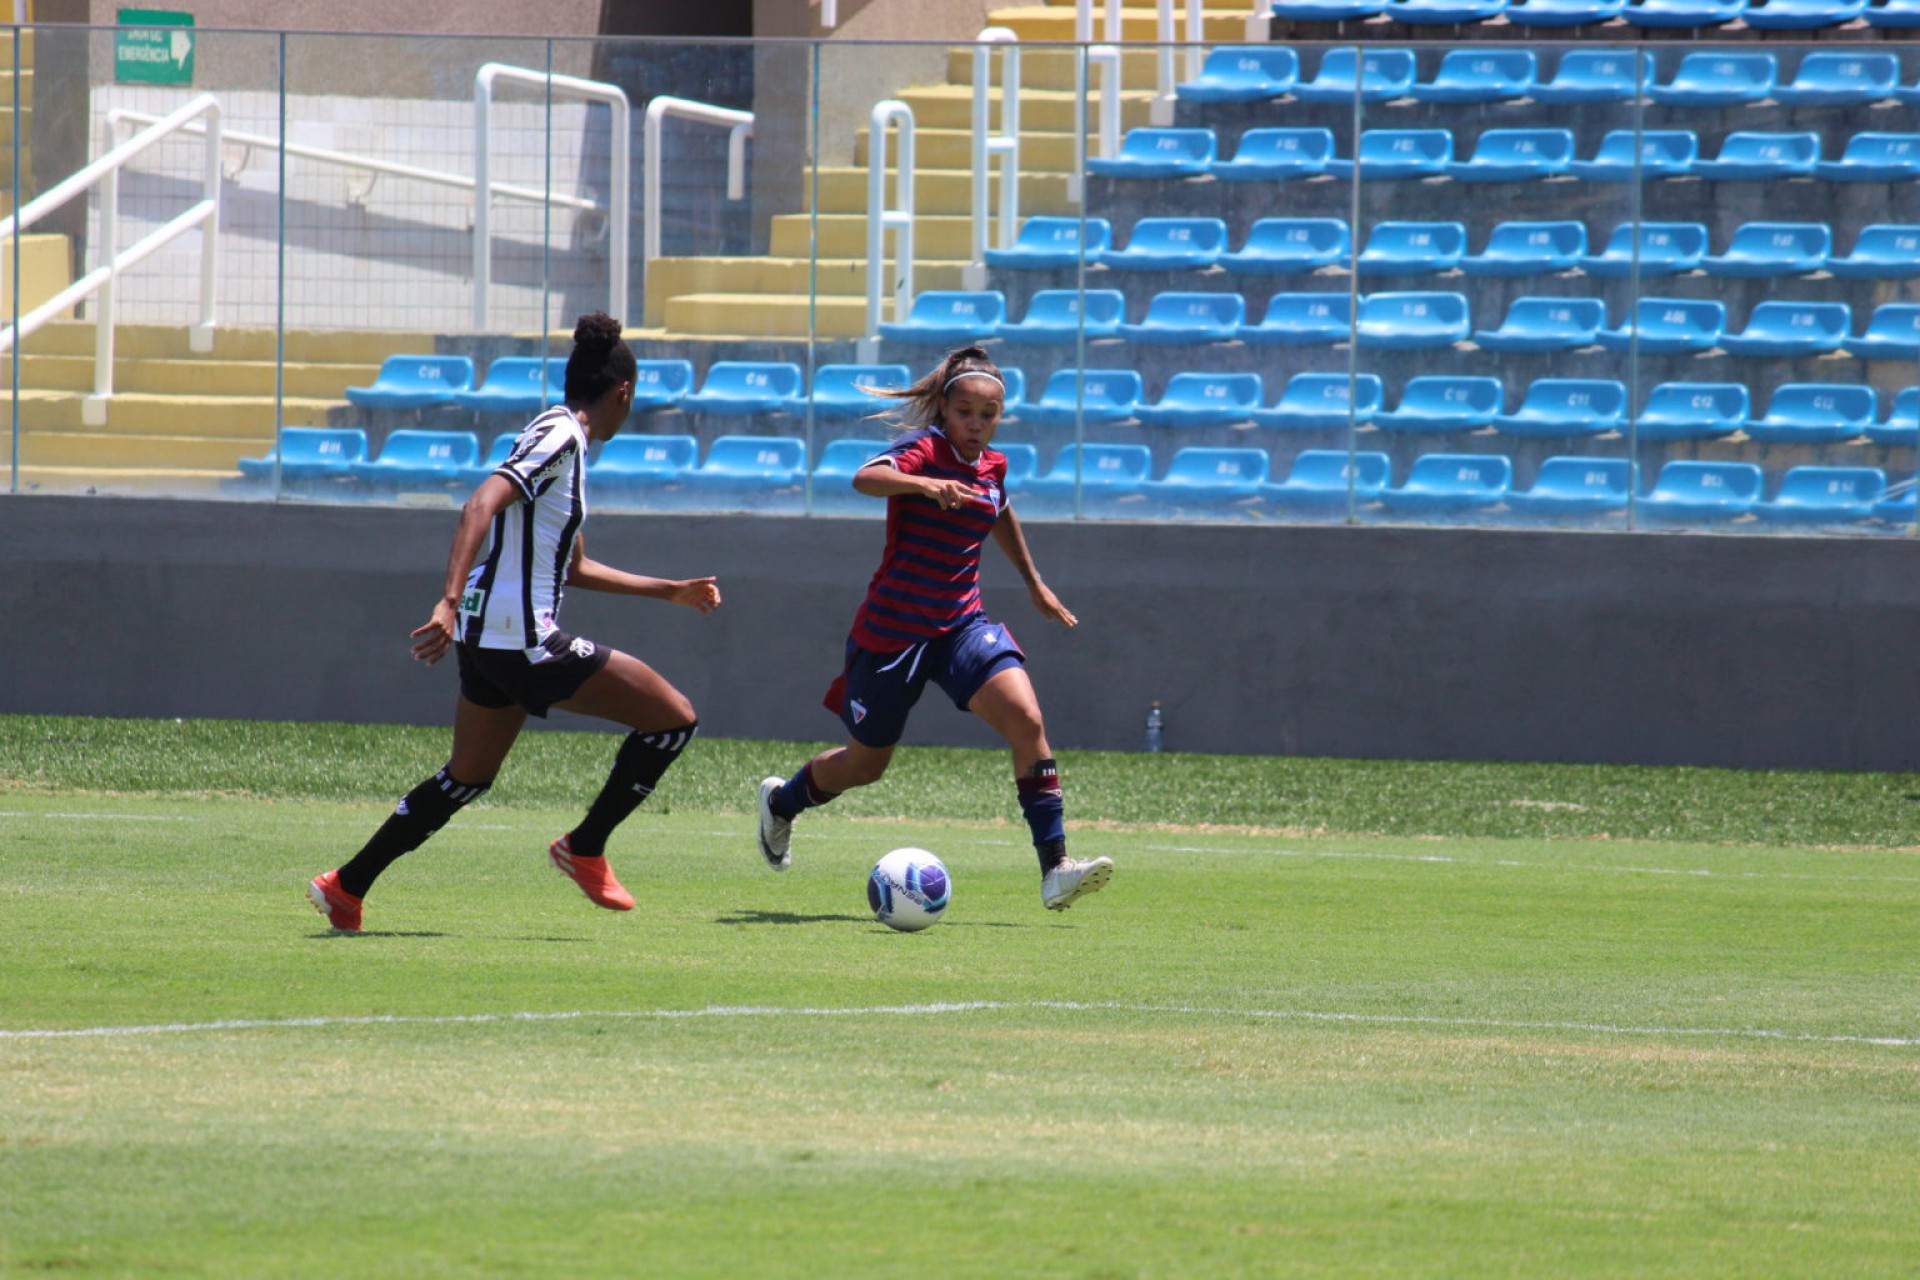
<box><xmin>755</xmin><ymin>346</ymin><xmax>1113</xmax><ymax>912</ymax></box>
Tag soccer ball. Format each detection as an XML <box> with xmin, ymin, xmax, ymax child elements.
<box><xmin>867</xmin><ymin>847</ymin><xmax>951</xmax><ymax>932</ymax></box>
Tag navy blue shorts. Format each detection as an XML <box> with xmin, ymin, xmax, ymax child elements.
<box><xmin>456</xmin><ymin>631</ymin><xmax>611</xmax><ymax>718</ymax></box>
<box><xmin>824</xmin><ymin>613</ymin><xmax>1026</xmax><ymax>748</ymax></box>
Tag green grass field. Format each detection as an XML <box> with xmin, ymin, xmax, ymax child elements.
<box><xmin>3</xmin><ymin>716</ymin><xmax>1918</xmax><ymax>1277</ymax></box>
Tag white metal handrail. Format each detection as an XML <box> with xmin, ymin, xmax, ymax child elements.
<box><xmin>474</xmin><ymin>63</ymin><xmax>630</xmax><ymax>331</ymax></box>
<box><xmin>862</xmin><ymin>100</ymin><xmax>914</xmax><ymax>363</ymax></box>
<box><xmin>1075</xmin><ymin>0</ymin><xmax>1125</xmax><ymax>42</ymax></box>
<box><xmin>642</xmin><ymin>95</ymin><xmax>754</xmax><ymax>304</ymax></box>
<box><xmin>1151</xmin><ymin>0</ymin><xmax>1210</xmax><ymax>123</ymax></box>
<box><xmin>1089</xmin><ymin>45</ymin><xmax>1122</xmax><ymax>161</ymax></box>
<box><xmin>967</xmin><ymin>28</ymin><xmax>1020</xmax><ymax>290</ymax></box>
<box><xmin>0</xmin><ymin>92</ymin><xmax>221</xmax><ymax>426</ymax></box>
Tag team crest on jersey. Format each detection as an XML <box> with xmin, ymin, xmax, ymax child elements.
<box><xmin>850</xmin><ymin>698</ymin><xmax>869</xmax><ymax>724</ymax></box>
<box><xmin>569</xmin><ymin>637</ymin><xmax>596</xmax><ymax>659</ymax></box>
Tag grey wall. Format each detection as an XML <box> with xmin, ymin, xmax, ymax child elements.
<box><xmin>5</xmin><ymin>495</ymin><xmax>1918</xmax><ymax>770</ymax></box>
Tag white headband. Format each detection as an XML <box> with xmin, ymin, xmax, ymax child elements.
<box><xmin>943</xmin><ymin>370</ymin><xmax>1004</xmax><ymax>396</ymax></box>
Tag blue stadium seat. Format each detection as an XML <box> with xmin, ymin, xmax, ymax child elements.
<box><xmin>676</xmin><ymin>435</ymin><xmax>808</xmax><ymax>508</ymax></box>
<box><xmin>1472</xmin><ymin>296</ymin><xmax>1605</xmax><ymax>353</ymax></box>
<box><xmin>591</xmin><ymin>434</ymin><xmax>698</xmax><ymax>496</ymax></box>
<box><xmin>1086</xmin><ymin>128</ymin><xmax>1217</xmax><ymax>179</ymax></box>
<box><xmin>632</xmin><ymin>359</ymin><xmax>694</xmax><ymax>410</ymax></box>
<box><xmin>1702</xmin><ymin>223</ymin><xmax>1831</xmax><ymax>278</ymax></box>
<box><xmin>1580</xmin><ymin>222</ymin><xmax>1709</xmax><ymax>278</ymax></box>
<box><xmin>1506</xmin><ymin>0</ymin><xmax>1626</xmax><ymax>18</ymax></box>
<box><xmin>1445</xmin><ymin>128</ymin><xmax>1574</xmax><ymax>181</ymax></box>
<box><xmin>1623</xmin><ymin>0</ymin><xmax>1748</xmax><ymax>25</ymax></box>
<box><xmin>1461</xmin><ymin>221</ymin><xmax>1586</xmax><ymax>277</ymax></box>
<box><xmin>237</xmin><ymin>426</ymin><xmax>367</xmax><ymax>483</ymax></box>
<box><xmin>1843</xmin><ymin>303</ymin><xmax>1920</xmax><ymax>359</ymax></box>
<box><xmin>808</xmin><ymin>364</ymin><xmax>910</xmax><ymax>419</ymax></box>
<box><xmin>351</xmin><ymin>429</ymin><xmax>479</xmax><ymax>489</ymax></box>
<box><xmin>1648</xmin><ymin>52</ymin><xmax>1778</xmax><ymax>106</ymax></box>
<box><xmin>1380</xmin><ymin>453</ymin><xmax>1513</xmax><ymax>514</ymax></box>
<box><xmin>680</xmin><ymin>361</ymin><xmax>804</xmax><ymax>416</ymax></box>
<box><xmin>1506</xmin><ymin>456</ymin><xmax>1635</xmax><ymax>519</ymax></box>
<box><xmin>1411</xmin><ymin>49</ymin><xmax>1536</xmax><ymax>103</ymax></box>
<box><xmin>1756</xmin><ymin>466</ymin><xmax>1884</xmax><ymax>524</ymax></box>
<box><xmin>345</xmin><ymin>355</ymin><xmax>475</xmax><ymax>410</ymax></box>
<box><xmin>1178</xmin><ymin>46</ymin><xmax>1299</xmax><ymax>102</ymax></box>
<box><xmin>1258</xmin><ymin>449</ymin><xmax>1392</xmax><ymax>514</ymax></box>
<box><xmin>1354</xmin><ymin>221</ymin><xmax>1467</xmax><ymax>277</ymax></box>
<box><xmin>807</xmin><ymin>438</ymin><xmax>892</xmax><ymax>515</ymax></box>
<box><xmin>877</xmin><ymin>292</ymin><xmax>1007</xmax><ymax>345</ymax></box>
<box><xmin>1142</xmin><ymin>447</ymin><xmax>1272</xmax><ymax>514</ymax></box>
<box><xmin>1865</xmin><ymin>387</ymin><xmax>1920</xmax><ymax>446</ymax></box>
<box><xmin>997</xmin><ymin>289</ymin><xmax>1127</xmax><ymax>345</ymax></box>
<box><xmin>1238</xmin><ymin>292</ymin><xmax>1354</xmax><ymax>346</ymax></box>
<box><xmin>997</xmin><ymin>367</ymin><xmax>1028</xmax><ymax>419</ymax></box>
<box><xmin>1773</xmin><ymin>52</ymin><xmax>1897</xmax><ymax>104</ymax></box>
<box><xmin>1325</xmin><ymin>129</ymin><xmax>1454</xmax><ymax>180</ymax></box>
<box><xmin>1222</xmin><ymin>217</ymin><xmax>1351</xmax><ymax>275</ymax></box>
<box><xmin>1097</xmin><ymin>217</ymin><xmax>1230</xmax><ymax>271</ymax></box>
<box><xmin>1638</xmin><ymin>461</ymin><xmax>1764</xmax><ymax>523</ymax></box>
<box><xmin>1372</xmin><ymin>376</ymin><xmax>1505</xmax><ymax>434</ymax></box>
<box><xmin>456</xmin><ymin>432</ymin><xmax>518</xmax><ymax>489</ymax></box>
<box><xmin>1720</xmin><ymin>301</ymin><xmax>1851</xmax><ymax>357</ymax></box>
<box><xmin>998</xmin><ymin>442</ymin><xmax>1040</xmax><ymax>490</ymax></box>
<box><xmin>1355</xmin><ymin>292</ymin><xmax>1471</xmax><ymax>350</ymax></box>
<box><xmin>1815</xmin><ymin>133</ymin><xmax>1920</xmax><ymax>182</ymax></box>
<box><xmin>1596</xmin><ymin>297</ymin><xmax>1727</xmax><ymax>354</ymax></box>
<box><xmin>1745</xmin><ymin>0</ymin><xmax>1866</xmax><ymax>23</ymax></box>
<box><xmin>1134</xmin><ymin>372</ymin><xmax>1265</xmax><ymax>428</ymax></box>
<box><xmin>1569</xmin><ymin>130</ymin><xmax>1699</xmax><ymax>182</ymax></box>
<box><xmin>1632</xmin><ymin>382</ymin><xmax>1749</xmax><ymax>441</ymax></box>
<box><xmin>1016</xmin><ymin>442</ymin><xmax>1154</xmax><ymax>516</ymax></box>
<box><xmin>1017</xmin><ymin>368</ymin><xmax>1144</xmax><ymax>429</ymax></box>
<box><xmin>1117</xmin><ymin>291</ymin><xmax>1245</xmax><ymax>345</ymax></box>
<box><xmin>451</xmin><ymin>357</ymin><xmax>564</xmax><ymax>415</ymax></box>
<box><xmin>1554</xmin><ymin>309</ymin><xmax>1673</xmax><ymax>369</ymax></box>
<box><xmin>984</xmin><ymin>216</ymin><xmax>1112</xmax><ymax>269</ymax></box>
<box><xmin>1532</xmin><ymin>50</ymin><xmax>1650</xmax><ymax>101</ymax></box>
<box><xmin>1294</xmin><ymin>48</ymin><xmax>1418</xmax><ymax>104</ymax></box>
<box><xmin>1872</xmin><ymin>487</ymin><xmax>1916</xmax><ymax>524</ymax></box>
<box><xmin>1745</xmin><ymin>383</ymin><xmax>1876</xmax><ymax>444</ymax></box>
<box><xmin>1690</xmin><ymin>131</ymin><xmax>1823</xmax><ymax>181</ymax></box>
<box><xmin>1270</xmin><ymin>0</ymin><xmax>1389</xmax><ymax>17</ymax></box>
<box><xmin>1385</xmin><ymin>0</ymin><xmax>1506</xmax><ymax>21</ymax></box>
<box><xmin>1494</xmin><ymin>378</ymin><xmax>1627</xmax><ymax>438</ymax></box>
<box><xmin>1828</xmin><ymin>225</ymin><xmax>1920</xmax><ymax>279</ymax></box>
<box><xmin>1866</xmin><ymin>0</ymin><xmax>1920</xmax><ymax>23</ymax></box>
<box><xmin>1254</xmin><ymin>372</ymin><xmax>1385</xmax><ymax>431</ymax></box>
<box><xmin>1210</xmin><ymin>128</ymin><xmax>1337</xmax><ymax>182</ymax></box>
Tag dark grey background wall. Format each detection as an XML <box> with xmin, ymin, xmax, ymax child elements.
<box><xmin>4</xmin><ymin>495</ymin><xmax>1917</xmax><ymax>770</ymax></box>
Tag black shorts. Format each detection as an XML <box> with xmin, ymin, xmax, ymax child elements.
<box><xmin>456</xmin><ymin>632</ymin><xmax>611</xmax><ymax>718</ymax></box>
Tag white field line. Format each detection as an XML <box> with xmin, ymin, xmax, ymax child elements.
<box><xmin>1</xmin><ymin>1000</ymin><xmax>1915</xmax><ymax>1048</ymax></box>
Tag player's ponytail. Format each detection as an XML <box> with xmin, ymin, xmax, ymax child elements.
<box><xmin>564</xmin><ymin>311</ymin><xmax>638</xmax><ymax>407</ymax></box>
<box><xmin>866</xmin><ymin>346</ymin><xmax>1004</xmax><ymax>432</ymax></box>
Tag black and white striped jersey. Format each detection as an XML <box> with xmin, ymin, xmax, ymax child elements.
<box><xmin>458</xmin><ymin>406</ymin><xmax>589</xmax><ymax>655</ymax></box>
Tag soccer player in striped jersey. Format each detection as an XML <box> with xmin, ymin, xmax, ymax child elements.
<box><xmin>755</xmin><ymin>346</ymin><xmax>1113</xmax><ymax>912</ymax></box>
<box><xmin>307</xmin><ymin>313</ymin><xmax>721</xmax><ymax>933</ymax></box>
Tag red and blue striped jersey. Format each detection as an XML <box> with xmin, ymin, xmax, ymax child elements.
<box><xmin>849</xmin><ymin>426</ymin><xmax>1009</xmax><ymax>653</ymax></box>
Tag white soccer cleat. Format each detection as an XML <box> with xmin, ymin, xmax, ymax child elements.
<box><xmin>757</xmin><ymin>776</ymin><xmax>793</xmax><ymax>872</ymax></box>
<box><xmin>1042</xmin><ymin>855</ymin><xmax>1113</xmax><ymax>911</ymax></box>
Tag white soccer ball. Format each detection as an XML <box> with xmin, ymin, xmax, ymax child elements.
<box><xmin>867</xmin><ymin>847</ymin><xmax>951</xmax><ymax>932</ymax></box>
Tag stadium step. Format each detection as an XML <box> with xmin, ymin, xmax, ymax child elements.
<box><xmin>0</xmin><ymin>234</ymin><xmax>72</xmax><ymax>319</ymax></box>
<box><xmin>659</xmin><ymin>291</ymin><xmax>877</xmax><ymax>340</ymax></box>
<box><xmin>813</xmin><ymin>166</ymin><xmax>1078</xmax><ymax>217</ymax></box>
<box><xmin>980</xmin><ymin>2</ymin><xmax>1253</xmax><ymax>42</ymax></box>
<box><xmin>852</xmin><ymin>126</ymin><xmax>1086</xmax><ymax>174</ymax></box>
<box><xmin>770</xmin><ymin>213</ymin><xmax>977</xmax><ymax>261</ymax></box>
<box><xmin>1</xmin><ymin>353</ymin><xmax>379</xmax><ymax>400</ymax></box>
<box><xmin>8</xmin><ymin>390</ymin><xmax>338</xmax><ymax>438</ymax></box>
<box><xmin>642</xmin><ymin>256</ymin><xmax>970</xmax><ymax>328</ymax></box>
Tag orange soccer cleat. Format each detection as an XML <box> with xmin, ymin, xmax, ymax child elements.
<box><xmin>307</xmin><ymin>870</ymin><xmax>364</xmax><ymax>933</ymax></box>
<box><xmin>548</xmin><ymin>835</ymin><xmax>635</xmax><ymax>911</ymax></box>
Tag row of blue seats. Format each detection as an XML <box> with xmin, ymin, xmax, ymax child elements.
<box><xmin>1266</xmin><ymin>0</ymin><xmax>1918</xmax><ymax>29</ymax></box>
<box><xmin>887</xmin><ymin>289</ymin><xmax>1920</xmax><ymax>356</ymax></box>
<box><xmin>1184</xmin><ymin>46</ymin><xmax>1920</xmax><ymax>106</ymax></box>
<box><xmin>995</xmin><ymin>216</ymin><xmax>1917</xmax><ymax>280</ymax></box>
<box><xmin>231</xmin><ymin>429</ymin><xmax>1914</xmax><ymax>524</ymax></box>
<box><xmin>1092</xmin><ymin>124</ymin><xmax>1920</xmax><ymax>183</ymax></box>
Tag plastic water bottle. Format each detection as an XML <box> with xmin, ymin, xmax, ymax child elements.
<box><xmin>1143</xmin><ymin>701</ymin><xmax>1164</xmax><ymax>753</ymax></box>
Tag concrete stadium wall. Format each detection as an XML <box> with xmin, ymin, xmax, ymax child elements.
<box><xmin>5</xmin><ymin>495</ymin><xmax>1919</xmax><ymax>771</ymax></box>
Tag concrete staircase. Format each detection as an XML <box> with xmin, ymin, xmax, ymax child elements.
<box><xmin>641</xmin><ymin>0</ymin><xmax>1256</xmax><ymax>343</ymax></box>
<box><xmin>1</xmin><ymin>25</ymin><xmax>75</xmax><ymax>342</ymax></box>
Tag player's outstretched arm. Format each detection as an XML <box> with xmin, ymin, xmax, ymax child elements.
<box><xmin>566</xmin><ymin>536</ymin><xmax>722</xmax><ymax>614</ymax></box>
<box><xmin>992</xmin><ymin>506</ymin><xmax>1077</xmax><ymax>629</ymax></box>
<box><xmin>411</xmin><ymin>473</ymin><xmax>519</xmax><ymax>664</ymax></box>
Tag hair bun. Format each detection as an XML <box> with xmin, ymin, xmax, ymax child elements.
<box><xmin>573</xmin><ymin>311</ymin><xmax>623</xmax><ymax>350</ymax></box>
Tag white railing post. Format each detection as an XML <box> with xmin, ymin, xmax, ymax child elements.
<box><xmin>1188</xmin><ymin>0</ymin><xmax>1207</xmax><ymax>83</ymax></box>
<box><xmin>967</xmin><ymin>28</ymin><xmax>1020</xmax><ymax>291</ymax></box>
<box><xmin>193</xmin><ymin>103</ymin><xmax>221</xmax><ymax>353</ymax></box>
<box><xmin>474</xmin><ymin>63</ymin><xmax>631</xmax><ymax>332</ymax></box>
<box><xmin>641</xmin><ymin>95</ymin><xmax>755</xmax><ymax>311</ymax></box>
<box><xmin>1090</xmin><ymin>45</ymin><xmax>1121</xmax><ymax>161</ymax></box>
<box><xmin>862</xmin><ymin>100</ymin><xmax>914</xmax><ymax>364</ymax></box>
<box><xmin>1153</xmin><ymin>0</ymin><xmax>1177</xmax><ymax>126</ymax></box>
<box><xmin>1246</xmin><ymin>0</ymin><xmax>1272</xmax><ymax>41</ymax></box>
<box><xmin>86</xmin><ymin>134</ymin><xmax>119</xmax><ymax>427</ymax></box>
<box><xmin>1074</xmin><ymin>0</ymin><xmax>1125</xmax><ymax>42</ymax></box>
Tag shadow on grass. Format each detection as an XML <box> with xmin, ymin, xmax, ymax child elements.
<box><xmin>715</xmin><ymin>910</ymin><xmax>872</xmax><ymax>926</ymax></box>
<box><xmin>308</xmin><ymin>930</ymin><xmax>451</xmax><ymax>940</ymax></box>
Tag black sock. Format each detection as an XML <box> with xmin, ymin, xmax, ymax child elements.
<box><xmin>567</xmin><ymin>722</ymin><xmax>698</xmax><ymax>857</ymax></box>
<box><xmin>337</xmin><ymin>767</ymin><xmax>489</xmax><ymax>898</ymax></box>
